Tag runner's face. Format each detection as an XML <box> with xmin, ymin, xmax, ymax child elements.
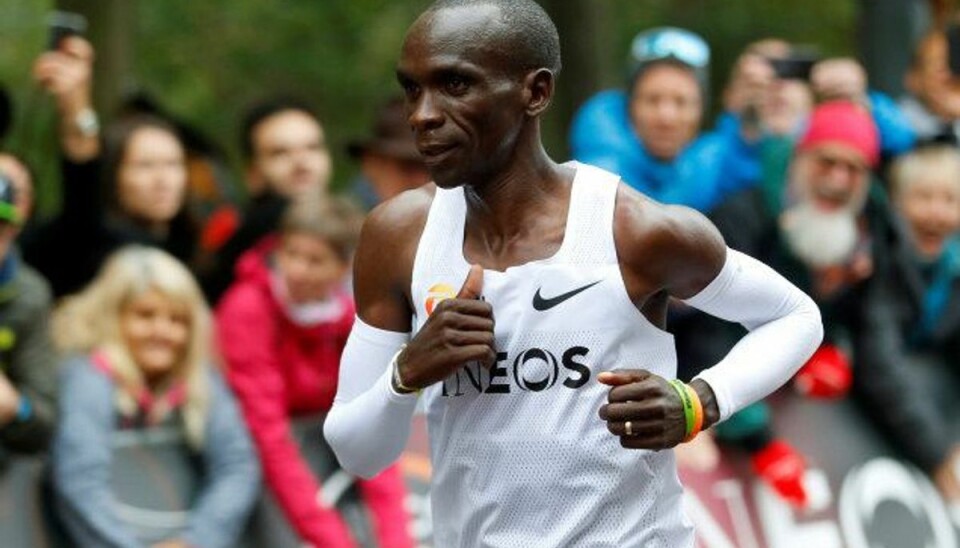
<box><xmin>397</xmin><ymin>6</ymin><xmax>527</xmax><ymax>188</ymax></box>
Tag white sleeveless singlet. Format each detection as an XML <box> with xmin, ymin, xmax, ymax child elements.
<box><xmin>410</xmin><ymin>162</ymin><xmax>694</xmax><ymax>547</ymax></box>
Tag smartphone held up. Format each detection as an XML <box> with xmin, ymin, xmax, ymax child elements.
<box><xmin>47</xmin><ymin>11</ymin><xmax>87</xmax><ymax>51</ymax></box>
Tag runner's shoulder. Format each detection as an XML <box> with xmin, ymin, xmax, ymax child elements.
<box><xmin>361</xmin><ymin>184</ymin><xmax>436</xmax><ymax>245</ymax></box>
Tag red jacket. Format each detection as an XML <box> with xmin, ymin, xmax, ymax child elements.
<box><xmin>216</xmin><ymin>239</ymin><xmax>413</xmax><ymax>548</ymax></box>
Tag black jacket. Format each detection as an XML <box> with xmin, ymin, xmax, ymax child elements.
<box><xmin>674</xmin><ymin>183</ymin><xmax>898</xmax><ymax>377</ymax></box>
<box><xmin>853</xmin><ymin>234</ymin><xmax>960</xmax><ymax>471</ymax></box>
<box><xmin>22</xmin><ymin>157</ymin><xmax>198</xmax><ymax>298</ymax></box>
<box><xmin>200</xmin><ymin>190</ymin><xmax>288</xmax><ymax>304</ymax></box>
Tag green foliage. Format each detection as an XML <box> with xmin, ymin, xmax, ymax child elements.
<box><xmin>2</xmin><ymin>0</ymin><xmax>856</xmax><ymax>211</ymax></box>
<box><xmin>134</xmin><ymin>0</ymin><xmax>432</xmax><ymax>194</ymax></box>
<box><xmin>608</xmin><ymin>0</ymin><xmax>857</xmax><ymax>111</ymax></box>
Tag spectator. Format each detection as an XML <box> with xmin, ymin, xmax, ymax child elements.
<box><xmin>28</xmin><ymin>37</ymin><xmax>199</xmax><ymax>298</ymax></box>
<box><xmin>570</xmin><ymin>27</ymin><xmax>760</xmax><ymax>213</ymax></box>
<box><xmin>0</xmin><ymin>167</ymin><xmax>57</xmax><ymax>455</ymax></box>
<box><xmin>347</xmin><ymin>96</ymin><xmax>429</xmax><ymax>207</ymax></box>
<box><xmin>811</xmin><ymin>57</ymin><xmax>916</xmax><ymax>156</ymax></box>
<box><xmin>203</xmin><ymin>97</ymin><xmax>332</xmax><ymax>303</ymax></box>
<box><xmin>217</xmin><ymin>197</ymin><xmax>413</xmax><ymax>548</ymax></box>
<box><xmin>856</xmin><ymin>145</ymin><xmax>960</xmax><ymax>504</ymax></box>
<box><xmin>118</xmin><ymin>92</ymin><xmax>241</xmax><ymax>256</ymax></box>
<box><xmin>50</xmin><ymin>246</ymin><xmax>260</xmax><ymax>548</ymax></box>
<box><xmin>696</xmin><ymin>101</ymin><xmax>890</xmax><ymax>507</ymax></box>
<box><xmin>901</xmin><ymin>29</ymin><xmax>960</xmax><ymax>144</ymax></box>
<box><xmin>722</xmin><ymin>38</ymin><xmax>813</xmax><ymax>140</ymax></box>
<box><xmin>723</xmin><ymin>41</ymin><xmax>914</xmax><ymax>159</ymax></box>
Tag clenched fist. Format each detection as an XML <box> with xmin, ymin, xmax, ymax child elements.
<box><xmin>396</xmin><ymin>264</ymin><xmax>495</xmax><ymax>390</ymax></box>
<box><xmin>598</xmin><ymin>369</ymin><xmax>719</xmax><ymax>450</ymax></box>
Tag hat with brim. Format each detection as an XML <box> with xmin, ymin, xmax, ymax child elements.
<box><xmin>347</xmin><ymin>97</ymin><xmax>423</xmax><ymax>164</ymax></box>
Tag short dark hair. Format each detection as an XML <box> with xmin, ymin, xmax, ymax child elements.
<box><xmin>239</xmin><ymin>97</ymin><xmax>321</xmax><ymax>161</ymax></box>
<box><xmin>426</xmin><ymin>0</ymin><xmax>561</xmax><ymax>75</ymax></box>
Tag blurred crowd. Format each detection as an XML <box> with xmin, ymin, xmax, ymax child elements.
<box><xmin>2</xmin><ymin>6</ymin><xmax>960</xmax><ymax>548</ymax></box>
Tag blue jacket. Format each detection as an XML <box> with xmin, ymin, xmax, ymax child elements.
<box><xmin>569</xmin><ymin>90</ymin><xmax>761</xmax><ymax>213</ymax></box>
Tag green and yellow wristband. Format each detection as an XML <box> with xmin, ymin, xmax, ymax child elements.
<box><xmin>669</xmin><ymin>379</ymin><xmax>704</xmax><ymax>443</ymax></box>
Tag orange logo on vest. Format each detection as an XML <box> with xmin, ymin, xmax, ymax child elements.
<box><xmin>425</xmin><ymin>283</ymin><xmax>456</xmax><ymax>315</ymax></box>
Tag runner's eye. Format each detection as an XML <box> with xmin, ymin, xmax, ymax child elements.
<box><xmin>443</xmin><ymin>75</ymin><xmax>470</xmax><ymax>96</ymax></box>
<box><xmin>398</xmin><ymin>76</ymin><xmax>420</xmax><ymax>99</ymax></box>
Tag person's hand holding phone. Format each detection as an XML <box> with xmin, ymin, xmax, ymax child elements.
<box><xmin>33</xmin><ymin>35</ymin><xmax>99</xmax><ymax>160</ymax></box>
<box><xmin>723</xmin><ymin>53</ymin><xmax>775</xmax><ymax>115</ymax></box>
<box><xmin>33</xmin><ymin>35</ymin><xmax>95</xmax><ymax>117</ymax></box>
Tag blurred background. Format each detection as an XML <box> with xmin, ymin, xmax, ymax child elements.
<box><xmin>1</xmin><ymin>0</ymin><xmax>891</xmax><ymax>215</ymax></box>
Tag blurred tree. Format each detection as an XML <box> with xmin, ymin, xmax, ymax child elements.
<box><xmin>859</xmin><ymin>0</ymin><xmax>931</xmax><ymax>97</ymax></box>
<box><xmin>57</xmin><ymin>0</ymin><xmax>136</xmax><ymax>120</ymax></box>
<box><xmin>0</xmin><ymin>0</ymin><xmax>922</xmax><ymax>213</ymax></box>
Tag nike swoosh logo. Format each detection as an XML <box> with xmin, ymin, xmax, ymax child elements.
<box><xmin>532</xmin><ymin>280</ymin><xmax>603</xmax><ymax>311</ymax></box>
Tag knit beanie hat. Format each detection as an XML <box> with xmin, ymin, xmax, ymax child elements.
<box><xmin>796</xmin><ymin>101</ymin><xmax>879</xmax><ymax>168</ymax></box>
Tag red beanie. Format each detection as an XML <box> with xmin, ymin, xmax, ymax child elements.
<box><xmin>796</xmin><ymin>101</ymin><xmax>880</xmax><ymax>168</ymax></box>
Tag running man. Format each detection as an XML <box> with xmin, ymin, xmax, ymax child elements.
<box><xmin>325</xmin><ymin>1</ymin><xmax>823</xmax><ymax>545</ymax></box>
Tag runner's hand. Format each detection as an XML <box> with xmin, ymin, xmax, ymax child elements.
<box><xmin>397</xmin><ymin>264</ymin><xmax>495</xmax><ymax>390</ymax></box>
<box><xmin>597</xmin><ymin>369</ymin><xmax>687</xmax><ymax>450</ymax></box>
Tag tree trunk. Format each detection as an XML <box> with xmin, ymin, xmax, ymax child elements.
<box><xmin>56</xmin><ymin>0</ymin><xmax>137</xmax><ymax>121</ymax></box>
<box><xmin>859</xmin><ymin>0</ymin><xmax>930</xmax><ymax>98</ymax></box>
<box><xmin>541</xmin><ymin>0</ymin><xmax>617</xmax><ymax>159</ymax></box>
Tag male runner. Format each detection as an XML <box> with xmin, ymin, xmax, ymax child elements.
<box><xmin>325</xmin><ymin>1</ymin><xmax>823</xmax><ymax>545</ymax></box>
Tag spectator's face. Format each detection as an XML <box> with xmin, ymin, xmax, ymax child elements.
<box><xmin>630</xmin><ymin>64</ymin><xmax>702</xmax><ymax>161</ymax></box>
<box><xmin>249</xmin><ymin>111</ymin><xmax>332</xmax><ymax>199</ymax></box>
<box><xmin>117</xmin><ymin>127</ymin><xmax>188</xmax><ymax>225</ymax></box>
<box><xmin>908</xmin><ymin>34</ymin><xmax>960</xmax><ymax>117</ymax></box>
<box><xmin>275</xmin><ymin>232</ymin><xmax>347</xmax><ymax>304</ymax></box>
<box><xmin>397</xmin><ymin>5</ymin><xmax>533</xmax><ymax>189</ymax></box>
<box><xmin>361</xmin><ymin>153</ymin><xmax>430</xmax><ymax>202</ymax></box>
<box><xmin>794</xmin><ymin>143</ymin><xmax>870</xmax><ymax>212</ymax></box>
<box><xmin>761</xmin><ymin>79</ymin><xmax>813</xmax><ymax>136</ymax></box>
<box><xmin>897</xmin><ymin>176</ymin><xmax>960</xmax><ymax>259</ymax></box>
<box><xmin>120</xmin><ymin>289</ymin><xmax>190</xmax><ymax>383</ymax></box>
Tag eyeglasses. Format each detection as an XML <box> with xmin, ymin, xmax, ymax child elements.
<box><xmin>629</xmin><ymin>27</ymin><xmax>710</xmax><ymax>70</ymax></box>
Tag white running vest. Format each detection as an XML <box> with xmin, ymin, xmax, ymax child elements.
<box><xmin>411</xmin><ymin>163</ymin><xmax>694</xmax><ymax>548</ymax></box>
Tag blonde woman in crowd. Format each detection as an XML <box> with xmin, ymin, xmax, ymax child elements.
<box><xmin>50</xmin><ymin>246</ymin><xmax>260</xmax><ymax>548</ymax></box>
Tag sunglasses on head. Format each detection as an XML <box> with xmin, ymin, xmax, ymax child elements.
<box><xmin>630</xmin><ymin>28</ymin><xmax>710</xmax><ymax>70</ymax></box>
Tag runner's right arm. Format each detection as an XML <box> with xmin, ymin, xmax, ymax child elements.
<box><xmin>325</xmin><ymin>190</ymin><xmax>496</xmax><ymax>478</ymax></box>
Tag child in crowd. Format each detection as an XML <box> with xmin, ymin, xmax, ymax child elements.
<box><xmin>51</xmin><ymin>246</ymin><xmax>260</xmax><ymax>548</ymax></box>
<box><xmin>857</xmin><ymin>145</ymin><xmax>960</xmax><ymax>505</ymax></box>
<box><xmin>216</xmin><ymin>197</ymin><xmax>414</xmax><ymax>548</ymax></box>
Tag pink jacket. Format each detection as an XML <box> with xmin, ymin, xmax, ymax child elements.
<box><xmin>216</xmin><ymin>239</ymin><xmax>413</xmax><ymax>548</ymax></box>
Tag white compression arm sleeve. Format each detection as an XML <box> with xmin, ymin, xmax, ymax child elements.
<box><xmin>683</xmin><ymin>248</ymin><xmax>823</xmax><ymax>422</ymax></box>
<box><xmin>323</xmin><ymin>317</ymin><xmax>418</xmax><ymax>478</ymax></box>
